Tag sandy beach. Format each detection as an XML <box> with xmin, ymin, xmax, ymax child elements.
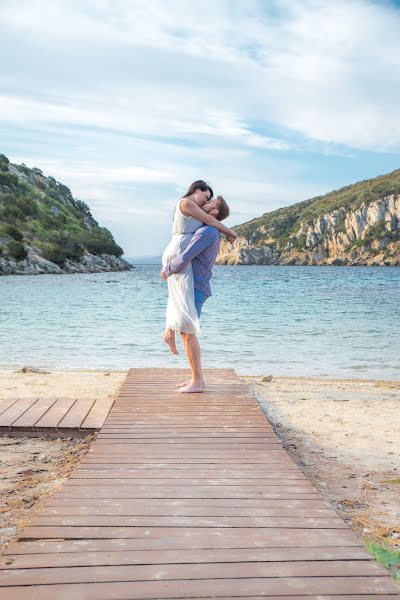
<box><xmin>244</xmin><ymin>376</ymin><xmax>400</xmax><ymax>546</ymax></box>
<box><xmin>0</xmin><ymin>368</ymin><xmax>399</xmax><ymax>554</ymax></box>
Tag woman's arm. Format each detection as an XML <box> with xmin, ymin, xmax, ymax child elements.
<box><xmin>180</xmin><ymin>198</ymin><xmax>237</xmax><ymax>241</ymax></box>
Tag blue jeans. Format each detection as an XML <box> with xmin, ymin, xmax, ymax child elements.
<box><xmin>194</xmin><ymin>288</ymin><xmax>207</xmax><ymax>317</ymax></box>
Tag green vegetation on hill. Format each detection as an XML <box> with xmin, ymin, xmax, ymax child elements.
<box><xmin>0</xmin><ymin>153</ymin><xmax>123</xmax><ymax>266</ymax></box>
<box><xmin>235</xmin><ymin>169</ymin><xmax>400</xmax><ymax>244</ymax></box>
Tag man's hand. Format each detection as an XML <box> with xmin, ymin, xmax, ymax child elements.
<box><xmin>160</xmin><ymin>270</ymin><xmax>168</xmax><ymax>281</ymax></box>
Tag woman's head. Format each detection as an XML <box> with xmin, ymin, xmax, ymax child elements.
<box><xmin>182</xmin><ymin>180</ymin><xmax>214</xmax><ymax>206</ymax></box>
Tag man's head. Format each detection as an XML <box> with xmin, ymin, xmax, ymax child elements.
<box><xmin>202</xmin><ymin>195</ymin><xmax>230</xmax><ymax>221</ymax></box>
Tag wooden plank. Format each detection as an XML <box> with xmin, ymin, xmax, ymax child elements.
<box><xmin>3</xmin><ymin>530</ymin><xmax>364</xmax><ymax>555</ymax></box>
<box><xmin>0</xmin><ymin>397</ymin><xmax>20</xmax><ymax>416</ymax></box>
<box><xmin>34</xmin><ymin>397</ymin><xmax>77</xmax><ymax>428</ymax></box>
<box><xmin>44</xmin><ymin>497</ymin><xmax>330</xmax><ymax>510</ymax></box>
<box><xmin>0</xmin><ymin>560</ymin><xmax>387</xmax><ymax>586</ymax></box>
<box><xmin>18</xmin><ymin>526</ymin><xmax>361</xmax><ymax>544</ymax></box>
<box><xmin>37</xmin><ymin>505</ymin><xmax>333</xmax><ymax>517</ymax></box>
<box><xmin>29</xmin><ymin>515</ymin><xmax>347</xmax><ymax>529</ymax></box>
<box><xmin>12</xmin><ymin>397</ymin><xmax>59</xmax><ymax>428</ymax></box>
<box><xmin>57</xmin><ymin>397</ymin><xmax>96</xmax><ymax>429</ymax></box>
<box><xmin>0</xmin><ymin>578</ymin><xmax>396</xmax><ymax>599</ymax></box>
<box><xmin>63</xmin><ymin>477</ymin><xmax>313</xmax><ymax>487</ymax></box>
<box><xmin>0</xmin><ymin>397</ymin><xmax>39</xmax><ymax>427</ymax></box>
<box><xmin>81</xmin><ymin>398</ymin><xmax>115</xmax><ymax>429</ymax></box>
<box><xmin>70</xmin><ymin>469</ymin><xmax>307</xmax><ymax>479</ymax></box>
<box><xmin>0</xmin><ymin>546</ymin><xmax>370</xmax><ymax>569</ymax></box>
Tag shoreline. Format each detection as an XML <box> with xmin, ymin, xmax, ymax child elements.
<box><xmin>0</xmin><ymin>367</ymin><xmax>398</xmax><ymax>385</ymax></box>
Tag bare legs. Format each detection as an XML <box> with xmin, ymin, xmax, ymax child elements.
<box><xmin>162</xmin><ymin>327</ymin><xmax>204</xmax><ymax>393</ymax></box>
<box><xmin>177</xmin><ymin>332</ymin><xmax>204</xmax><ymax>393</ymax></box>
<box><xmin>162</xmin><ymin>328</ymin><xmax>178</xmax><ymax>355</ymax></box>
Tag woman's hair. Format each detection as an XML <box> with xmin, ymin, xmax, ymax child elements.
<box><xmin>182</xmin><ymin>180</ymin><xmax>214</xmax><ymax>200</ymax></box>
<box><xmin>214</xmin><ymin>195</ymin><xmax>230</xmax><ymax>221</ymax></box>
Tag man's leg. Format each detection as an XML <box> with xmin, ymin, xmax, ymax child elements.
<box><xmin>178</xmin><ymin>332</ymin><xmax>204</xmax><ymax>393</ymax></box>
<box><xmin>176</xmin><ymin>289</ymin><xmax>207</xmax><ymax>389</ymax></box>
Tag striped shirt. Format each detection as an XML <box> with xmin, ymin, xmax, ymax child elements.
<box><xmin>163</xmin><ymin>226</ymin><xmax>220</xmax><ymax>298</ymax></box>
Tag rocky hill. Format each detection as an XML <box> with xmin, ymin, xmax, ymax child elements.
<box><xmin>0</xmin><ymin>154</ymin><xmax>132</xmax><ymax>275</ymax></box>
<box><xmin>218</xmin><ymin>169</ymin><xmax>400</xmax><ymax>266</ymax></box>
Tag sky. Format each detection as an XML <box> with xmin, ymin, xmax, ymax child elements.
<box><xmin>1</xmin><ymin>0</ymin><xmax>400</xmax><ymax>257</ymax></box>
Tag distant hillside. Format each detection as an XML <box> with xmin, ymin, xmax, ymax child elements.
<box><xmin>128</xmin><ymin>256</ymin><xmax>162</xmax><ymax>265</ymax></box>
<box><xmin>0</xmin><ymin>154</ymin><xmax>132</xmax><ymax>275</ymax></box>
<box><xmin>218</xmin><ymin>169</ymin><xmax>400</xmax><ymax>266</ymax></box>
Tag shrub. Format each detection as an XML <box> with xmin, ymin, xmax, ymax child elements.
<box><xmin>0</xmin><ymin>154</ymin><xmax>10</xmax><ymax>172</ymax></box>
<box><xmin>16</xmin><ymin>163</ymin><xmax>31</xmax><ymax>176</ymax></box>
<box><xmin>292</xmin><ymin>235</ymin><xmax>308</xmax><ymax>251</ymax></box>
<box><xmin>7</xmin><ymin>240</ymin><xmax>28</xmax><ymax>260</ymax></box>
<box><xmin>366</xmin><ymin>542</ymin><xmax>400</xmax><ymax>582</ymax></box>
<box><xmin>363</xmin><ymin>220</ymin><xmax>386</xmax><ymax>242</ymax></box>
<box><xmin>41</xmin><ymin>211</ymin><xmax>66</xmax><ymax>229</ymax></box>
<box><xmin>74</xmin><ymin>199</ymin><xmax>97</xmax><ymax>225</ymax></box>
<box><xmin>1</xmin><ymin>194</ymin><xmax>38</xmax><ymax>222</ymax></box>
<box><xmin>79</xmin><ymin>227</ymin><xmax>123</xmax><ymax>257</ymax></box>
<box><xmin>4</xmin><ymin>225</ymin><xmax>24</xmax><ymax>241</ymax></box>
<box><xmin>39</xmin><ymin>242</ymin><xmax>68</xmax><ymax>266</ymax></box>
<box><xmin>0</xmin><ymin>172</ymin><xmax>18</xmax><ymax>188</ymax></box>
<box><xmin>1</xmin><ymin>204</ymin><xmax>27</xmax><ymax>222</ymax></box>
<box><xmin>50</xmin><ymin>230</ymin><xmax>85</xmax><ymax>260</ymax></box>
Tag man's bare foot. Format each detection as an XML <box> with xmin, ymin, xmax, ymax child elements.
<box><xmin>177</xmin><ymin>380</ymin><xmax>204</xmax><ymax>393</ymax></box>
<box><xmin>176</xmin><ymin>380</ymin><xmax>191</xmax><ymax>388</ymax></box>
<box><xmin>162</xmin><ymin>330</ymin><xmax>178</xmax><ymax>355</ymax></box>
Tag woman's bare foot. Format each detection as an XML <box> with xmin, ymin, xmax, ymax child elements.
<box><xmin>162</xmin><ymin>330</ymin><xmax>178</xmax><ymax>355</ymax></box>
<box><xmin>177</xmin><ymin>380</ymin><xmax>204</xmax><ymax>393</ymax></box>
<box><xmin>176</xmin><ymin>380</ymin><xmax>191</xmax><ymax>388</ymax></box>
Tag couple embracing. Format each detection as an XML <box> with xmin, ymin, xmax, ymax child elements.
<box><xmin>160</xmin><ymin>180</ymin><xmax>237</xmax><ymax>393</ymax></box>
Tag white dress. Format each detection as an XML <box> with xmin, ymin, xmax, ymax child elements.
<box><xmin>162</xmin><ymin>200</ymin><xmax>203</xmax><ymax>334</ymax></box>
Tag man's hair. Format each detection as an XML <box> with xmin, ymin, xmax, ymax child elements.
<box><xmin>182</xmin><ymin>180</ymin><xmax>214</xmax><ymax>199</ymax></box>
<box><xmin>214</xmin><ymin>195</ymin><xmax>230</xmax><ymax>221</ymax></box>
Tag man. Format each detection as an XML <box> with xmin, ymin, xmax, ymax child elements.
<box><xmin>160</xmin><ymin>196</ymin><xmax>231</xmax><ymax>393</ymax></box>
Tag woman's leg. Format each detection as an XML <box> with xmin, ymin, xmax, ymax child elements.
<box><xmin>162</xmin><ymin>328</ymin><xmax>178</xmax><ymax>354</ymax></box>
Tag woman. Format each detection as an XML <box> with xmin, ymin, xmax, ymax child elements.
<box><xmin>161</xmin><ymin>180</ymin><xmax>236</xmax><ymax>355</ymax></box>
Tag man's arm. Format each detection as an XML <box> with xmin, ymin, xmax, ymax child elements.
<box><xmin>162</xmin><ymin>227</ymin><xmax>218</xmax><ymax>277</ymax></box>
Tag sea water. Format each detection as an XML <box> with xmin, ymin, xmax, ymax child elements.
<box><xmin>1</xmin><ymin>265</ymin><xmax>399</xmax><ymax>378</ymax></box>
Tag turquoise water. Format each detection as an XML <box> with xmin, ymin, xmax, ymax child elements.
<box><xmin>1</xmin><ymin>265</ymin><xmax>399</xmax><ymax>378</ymax></box>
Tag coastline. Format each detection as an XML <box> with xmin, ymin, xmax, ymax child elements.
<box><xmin>0</xmin><ymin>369</ymin><xmax>398</xmax><ymax>556</ymax></box>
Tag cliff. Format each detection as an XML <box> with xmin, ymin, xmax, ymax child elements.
<box><xmin>218</xmin><ymin>169</ymin><xmax>400</xmax><ymax>266</ymax></box>
<box><xmin>0</xmin><ymin>154</ymin><xmax>133</xmax><ymax>275</ymax></box>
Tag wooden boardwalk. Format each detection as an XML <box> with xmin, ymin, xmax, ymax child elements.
<box><xmin>0</xmin><ymin>368</ymin><xmax>398</xmax><ymax>598</ymax></box>
<box><xmin>0</xmin><ymin>397</ymin><xmax>114</xmax><ymax>432</ymax></box>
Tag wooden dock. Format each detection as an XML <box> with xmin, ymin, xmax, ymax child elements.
<box><xmin>0</xmin><ymin>368</ymin><xmax>398</xmax><ymax>598</ymax></box>
<box><xmin>0</xmin><ymin>397</ymin><xmax>114</xmax><ymax>433</ymax></box>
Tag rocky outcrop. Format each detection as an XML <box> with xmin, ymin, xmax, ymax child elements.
<box><xmin>0</xmin><ymin>153</ymin><xmax>133</xmax><ymax>275</ymax></box>
<box><xmin>0</xmin><ymin>247</ymin><xmax>133</xmax><ymax>276</ymax></box>
<box><xmin>218</xmin><ymin>194</ymin><xmax>400</xmax><ymax>266</ymax></box>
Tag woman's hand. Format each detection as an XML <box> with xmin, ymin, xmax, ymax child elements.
<box><xmin>160</xmin><ymin>271</ymin><xmax>168</xmax><ymax>281</ymax></box>
<box><xmin>226</xmin><ymin>229</ymin><xmax>238</xmax><ymax>244</ymax></box>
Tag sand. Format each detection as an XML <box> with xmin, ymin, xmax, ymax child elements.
<box><xmin>0</xmin><ymin>368</ymin><xmax>127</xmax><ymax>400</ymax></box>
<box><xmin>244</xmin><ymin>376</ymin><xmax>400</xmax><ymax>545</ymax></box>
<box><xmin>0</xmin><ymin>368</ymin><xmax>399</xmax><ymax>552</ymax></box>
